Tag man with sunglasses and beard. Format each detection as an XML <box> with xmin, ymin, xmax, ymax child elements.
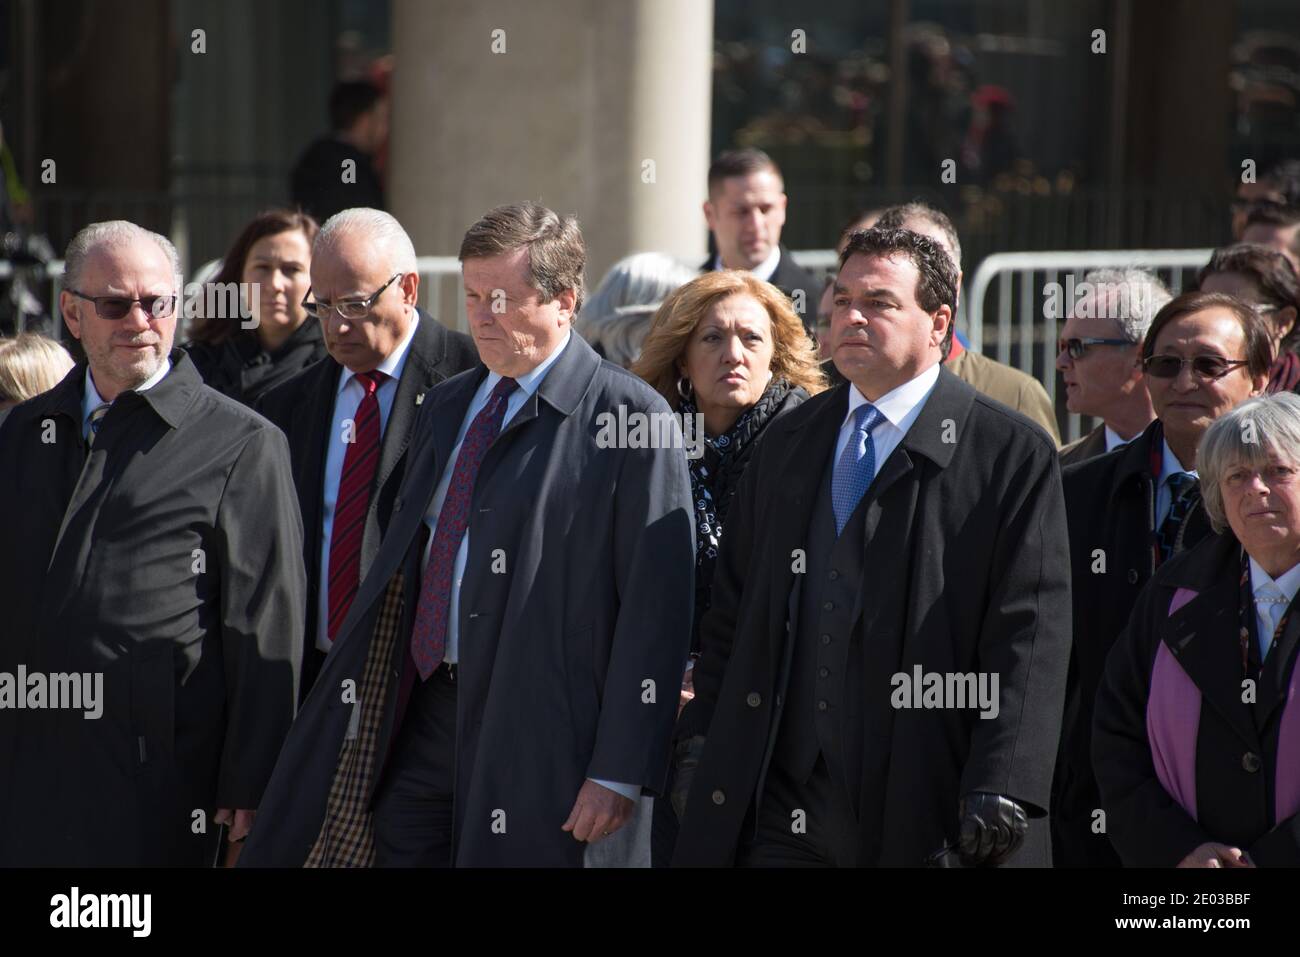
<box><xmin>0</xmin><ymin>220</ymin><xmax>306</xmax><ymax>867</ymax></box>
<box><xmin>1053</xmin><ymin>290</ymin><xmax>1272</xmax><ymax>867</ymax></box>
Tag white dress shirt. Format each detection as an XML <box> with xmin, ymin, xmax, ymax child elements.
<box><xmin>1103</xmin><ymin>425</ymin><xmax>1135</xmax><ymax>453</ymax></box>
<box><xmin>834</xmin><ymin>363</ymin><xmax>942</xmax><ymax>474</ymax></box>
<box><xmin>417</xmin><ymin>331</ymin><xmax>635</xmax><ymax>802</ymax></box>
<box><xmin>315</xmin><ymin>313</ymin><xmax>421</xmax><ymax>652</ymax></box>
<box><xmin>82</xmin><ymin>358</ymin><xmax>172</xmax><ymax>439</ymax></box>
<box><xmin>1155</xmin><ymin>439</ymin><xmax>1198</xmax><ymax>529</ymax></box>
<box><xmin>710</xmin><ymin>243</ymin><xmax>782</xmax><ymax>283</ymax></box>
<box><xmin>1248</xmin><ymin>557</ymin><xmax>1300</xmax><ymax>660</ymax></box>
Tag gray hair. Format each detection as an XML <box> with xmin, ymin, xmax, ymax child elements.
<box><xmin>1199</xmin><ymin>392</ymin><xmax>1300</xmax><ymax>534</ymax></box>
<box><xmin>63</xmin><ymin>220</ymin><xmax>181</xmax><ymax>292</ymax></box>
<box><xmin>315</xmin><ymin>208</ymin><xmax>418</xmax><ymax>275</ymax></box>
<box><xmin>1074</xmin><ymin>267</ymin><xmax>1172</xmax><ymax>343</ymax></box>
<box><xmin>575</xmin><ymin>252</ymin><xmax>698</xmax><ymax>366</ymax></box>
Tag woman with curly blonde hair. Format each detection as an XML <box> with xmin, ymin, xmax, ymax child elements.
<box><xmin>632</xmin><ymin>269</ymin><xmax>825</xmax><ymax>861</ymax></box>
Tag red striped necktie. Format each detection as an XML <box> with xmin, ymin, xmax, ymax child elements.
<box><xmin>409</xmin><ymin>375</ymin><xmax>518</xmax><ymax>679</ymax></box>
<box><xmin>326</xmin><ymin>369</ymin><xmax>388</xmax><ymax>642</ymax></box>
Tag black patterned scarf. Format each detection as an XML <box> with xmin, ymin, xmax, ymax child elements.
<box><xmin>680</xmin><ymin>377</ymin><xmax>796</xmax><ymax>647</ymax></box>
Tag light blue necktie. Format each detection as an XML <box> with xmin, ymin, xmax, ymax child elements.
<box><xmin>831</xmin><ymin>402</ymin><xmax>884</xmax><ymax>535</ymax></box>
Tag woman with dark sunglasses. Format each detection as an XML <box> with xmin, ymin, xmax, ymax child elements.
<box><xmin>1053</xmin><ymin>291</ymin><xmax>1272</xmax><ymax>867</ymax></box>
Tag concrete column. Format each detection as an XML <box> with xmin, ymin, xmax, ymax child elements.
<box><xmin>388</xmin><ymin>0</ymin><xmax>713</xmax><ymax>325</ymax></box>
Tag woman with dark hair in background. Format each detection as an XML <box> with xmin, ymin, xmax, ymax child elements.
<box><xmin>185</xmin><ymin>208</ymin><xmax>326</xmax><ymax>405</ymax></box>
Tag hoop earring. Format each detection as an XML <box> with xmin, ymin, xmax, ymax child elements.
<box><xmin>676</xmin><ymin>376</ymin><xmax>694</xmax><ymax>401</ymax></box>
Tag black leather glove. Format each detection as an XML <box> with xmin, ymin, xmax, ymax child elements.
<box><xmin>670</xmin><ymin>735</ymin><xmax>707</xmax><ymax>821</ymax></box>
<box><xmin>957</xmin><ymin>791</ymin><xmax>1028</xmax><ymax>867</ymax></box>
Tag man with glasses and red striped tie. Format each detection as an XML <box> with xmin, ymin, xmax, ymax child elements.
<box><xmin>242</xmin><ymin>202</ymin><xmax>694</xmax><ymax>868</ymax></box>
<box><xmin>255</xmin><ymin>209</ymin><xmax>478</xmax><ymax>702</ymax></box>
<box><xmin>1055</xmin><ymin>290</ymin><xmax>1273</xmax><ymax>867</ymax></box>
<box><xmin>0</xmin><ymin>220</ymin><xmax>306</xmax><ymax>867</ymax></box>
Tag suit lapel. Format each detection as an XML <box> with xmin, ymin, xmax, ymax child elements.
<box><xmin>1163</xmin><ymin>574</ymin><xmax>1259</xmax><ymax>749</ymax></box>
<box><xmin>374</xmin><ymin>312</ymin><xmax>447</xmax><ymax>496</ymax></box>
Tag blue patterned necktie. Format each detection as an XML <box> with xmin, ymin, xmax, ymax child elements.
<box><xmin>1156</xmin><ymin>472</ymin><xmax>1198</xmax><ymax>562</ymax></box>
<box><xmin>831</xmin><ymin>402</ymin><xmax>885</xmax><ymax>535</ymax></box>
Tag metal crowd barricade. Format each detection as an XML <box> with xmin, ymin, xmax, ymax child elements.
<box><xmin>965</xmin><ymin>249</ymin><xmax>1215</xmax><ymax>442</ymax></box>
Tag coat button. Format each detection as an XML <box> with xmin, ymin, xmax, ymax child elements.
<box><xmin>823</xmin><ymin>601</ymin><xmax>834</xmax><ymax>611</ymax></box>
<box><xmin>1242</xmin><ymin>751</ymin><xmax>1262</xmax><ymax>773</ymax></box>
<box><xmin>818</xmin><ymin>667</ymin><xmax>829</xmax><ymax>678</ymax></box>
<box><xmin>821</xmin><ymin>634</ymin><xmax>832</xmax><ymax>645</ymax></box>
<box><xmin>746</xmin><ymin>692</ymin><xmax>762</xmax><ymax>708</ymax></box>
<box><xmin>817</xmin><ymin>700</ymin><xmax>829</xmax><ymax>711</ymax></box>
<box><xmin>1127</xmin><ymin>569</ymin><xmax>1139</xmax><ymax>584</ymax></box>
<box><xmin>711</xmin><ymin>789</ymin><xmax>726</xmax><ymax>805</ymax></box>
<box><xmin>828</xmin><ymin>569</ymin><xmax>839</xmax><ymax>581</ymax></box>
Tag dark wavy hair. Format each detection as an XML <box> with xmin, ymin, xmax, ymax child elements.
<box><xmin>837</xmin><ymin>226</ymin><xmax>960</xmax><ymax>356</ymax></box>
<box><xmin>188</xmin><ymin>208</ymin><xmax>318</xmax><ymax>346</ymax></box>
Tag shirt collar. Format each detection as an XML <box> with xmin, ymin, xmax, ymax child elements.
<box><xmin>1161</xmin><ymin>436</ymin><xmax>1197</xmax><ymax>483</ymax></box>
<box><xmin>336</xmin><ymin>310</ymin><xmax>420</xmax><ymax>395</ymax></box>
<box><xmin>1249</xmin><ymin>556</ymin><xmax>1300</xmax><ymax>601</ymax></box>
<box><xmin>1103</xmin><ymin>425</ymin><xmax>1133</xmax><ymax>452</ymax></box>
<box><xmin>483</xmin><ymin>329</ymin><xmax>573</xmax><ymax>398</ymax></box>
<box><xmin>711</xmin><ymin>245</ymin><xmax>782</xmax><ymax>283</ymax></box>
<box><xmin>83</xmin><ymin>356</ymin><xmax>172</xmax><ymax>425</ymax></box>
<box><xmin>844</xmin><ymin>363</ymin><xmax>942</xmax><ymax>431</ymax></box>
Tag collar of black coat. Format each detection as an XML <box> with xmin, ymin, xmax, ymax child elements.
<box><xmin>1108</xmin><ymin>417</ymin><xmax>1165</xmax><ymax>495</ymax></box>
<box><xmin>34</xmin><ymin>347</ymin><xmax>201</xmax><ymax>431</ymax></box>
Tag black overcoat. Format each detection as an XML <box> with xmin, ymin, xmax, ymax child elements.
<box><xmin>0</xmin><ymin>351</ymin><xmax>305</xmax><ymax>866</ymax></box>
<box><xmin>673</xmin><ymin>369</ymin><xmax>1071</xmax><ymax>866</ymax></box>
<box><xmin>1093</xmin><ymin>532</ymin><xmax>1300</xmax><ymax>866</ymax></box>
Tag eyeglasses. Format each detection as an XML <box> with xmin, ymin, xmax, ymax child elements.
<box><xmin>1058</xmin><ymin>337</ymin><xmax>1133</xmax><ymax>359</ymax></box>
<box><xmin>302</xmin><ymin>273</ymin><xmax>402</xmax><ymax>321</ymax></box>
<box><xmin>1142</xmin><ymin>354</ymin><xmax>1250</xmax><ymax>380</ymax></box>
<box><xmin>68</xmin><ymin>289</ymin><xmax>177</xmax><ymax>320</ymax></box>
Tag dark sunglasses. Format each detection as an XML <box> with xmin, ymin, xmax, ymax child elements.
<box><xmin>1059</xmin><ymin>337</ymin><xmax>1132</xmax><ymax>359</ymax></box>
<box><xmin>68</xmin><ymin>289</ymin><xmax>177</xmax><ymax>321</ymax></box>
<box><xmin>1142</xmin><ymin>354</ymin><xmax>1249</xmax><ymax>380</ymax></box>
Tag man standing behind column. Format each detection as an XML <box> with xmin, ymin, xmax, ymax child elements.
<box><xmin>672</xmin><ymin>227</ymin><xmax>1070</xmax><ymax>867</ymax></box>
<box><xmin>241</xmin><ymin>202</ymin><xmax>694</xmax><ymax>867</ymax></box>
<box><xmin>256</xmin><ymin>209</ymin><xmax>477</xmax><ymax>699</ymax></box>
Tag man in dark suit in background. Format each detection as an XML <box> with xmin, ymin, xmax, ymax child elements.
<box><xmin>256</xmin><ymin>208</ymin><xmax>477</xmax><ymax>700</ymax></box>
<box><xmin>701</xmin><ymin>148</ymin><xmax>820</xmax><ymax>334</ymax></box>
<box><xmin>0</xmin><ymin>220</ymin><xmax>304</xmax><ymax>867</ymax></box>
<box><xmin>242</xmin><ymin>201</ymin><xmax>694</xmax><ymax>868</ymax></box>
<box><xmin>672</xmin><ymin>226</ymin><xmax>1070</xmax><ymax>867</ymax></box>
<box><xmin>290</xmin><ymin>81</ymin><xmax>388</xmax><ymax>224</ymax></box>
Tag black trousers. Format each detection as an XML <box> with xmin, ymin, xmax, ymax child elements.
<box><xmin>737</xmin><ymin>755</ymin><xmax>859</xmax><ymax>867</ymax></box>
<box><xmin>371</xmin><ymin>666</ymin><xmax>458</xmax><ymax>867</ymax></box>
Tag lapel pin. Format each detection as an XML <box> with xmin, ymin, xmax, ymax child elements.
<box><xmin>415</xmin><ymin>393</ymin><xmax>425</xmax><ymax>406</ymax></box>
